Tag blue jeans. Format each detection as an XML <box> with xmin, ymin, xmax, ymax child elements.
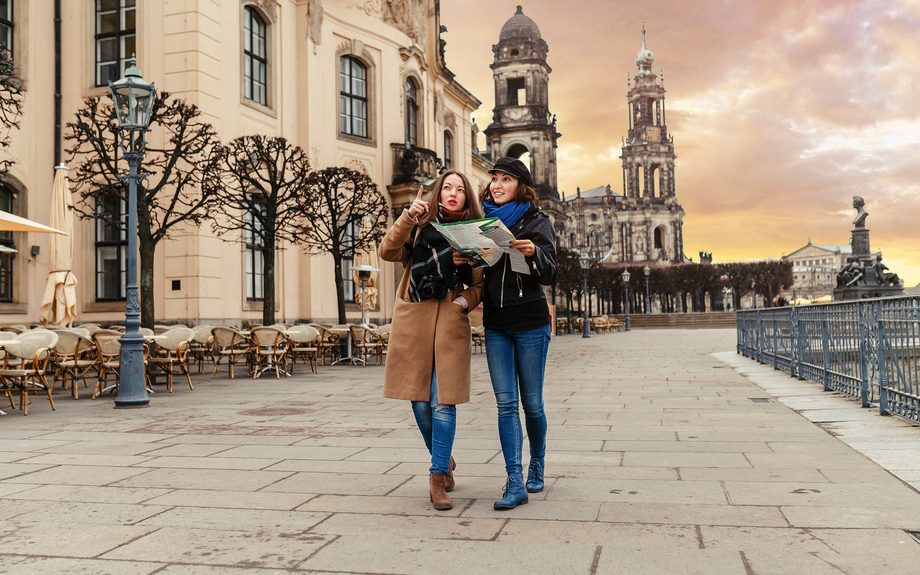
<box><xmin>485</xmin><ymin>324</ymin><xmax>550</xmax><ymax>475</ymax></box>
<box><xmin>411</xmin><ymin>368</ymin><xmax>456</xmax><ymax>474</ymax></box>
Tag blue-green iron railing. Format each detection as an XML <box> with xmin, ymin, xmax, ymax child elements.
<box><xmin>737</xmin><ymin>296</ymin><xmax>920</xmax><ymax>425</ymax></box>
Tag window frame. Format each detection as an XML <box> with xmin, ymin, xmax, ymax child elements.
<box><xmin>340</xmin><ymin>217</ymin><xmax>361</xmax><ymax>304</ymax></box>
<box><xmin>0</xmin><ymin>0</ymin><xmax>13</xmax><ymax>58</ymax></box>
<box><xmin>243</xmin><ymin>6</ymin><xmax>268</xmax><ymax>107</ymax></box>
<box><xmin>244</xmin><ymin>199</ymin><xmax>266</xmax><ymax>302</ymax></box>
<box><xmin>443</xmin><ymin>131</ymin><xmax>453</xmax><ymax>171</ymax></box>
<box><xmin>94</xmin><ymin>194</ymin><xmax>128</xmax><ymax>302</ymax></box>
<box><xmin>94</xmin><ymin>0</ymin><xmax>137</xmax><ymax>88</ymax></box>
<box><xmin>405</xmin><ymin>77</ymin><xmax>419</xmax><ymax>147</ymax></box>
<box><xmin>0</xmin><ymin>186</ymin><xmax>14</xmax><ymax>302</ymax></box>
<box><xmin>339</xmin><ymin>56</ymin><xmax>368</xmax><ymax>139</ymax></box>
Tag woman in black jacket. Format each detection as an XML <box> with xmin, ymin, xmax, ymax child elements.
<box><xmin>478</xmin><ymin>157</ymin><xmax>557</xmax><ymax>510</ymax></box>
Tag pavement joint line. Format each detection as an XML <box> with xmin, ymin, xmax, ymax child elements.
<box><xmin>589</xmin><ymin>545</ymin><xmax>602</xmax><ymax>574</ymax></box>
<box><xmin>695</xmin><ymin>525</ymin><xmax>705</xmax><ymax>549</ymax></box>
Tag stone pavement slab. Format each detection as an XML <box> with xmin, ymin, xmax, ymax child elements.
<box><xmin>0</xmin><ymin>328</ymin><xmax>918</xmax><ymax>574</ymax></box>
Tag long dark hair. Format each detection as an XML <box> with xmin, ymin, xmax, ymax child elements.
<box><xmin>420</xmin><ymin>170</ymin><xmax>484</xmax><ymax>224</ymax></box>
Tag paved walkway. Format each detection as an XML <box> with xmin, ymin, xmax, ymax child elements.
<box><xmin>1</xmin><ymin>329</ymin><xmax>919</xmax><ymax>574</ymax></box>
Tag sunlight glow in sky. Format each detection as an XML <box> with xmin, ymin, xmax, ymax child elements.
<box><xmin>441</xmin><ymin>0</ymin><xmax>920</xmax><ymax>287</ymax></box>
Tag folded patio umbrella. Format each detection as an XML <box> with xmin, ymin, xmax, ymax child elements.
<box><xmin>40</xmin><ymin>164</ymin><xmax>77</xmax><ymax>327</ymax></box>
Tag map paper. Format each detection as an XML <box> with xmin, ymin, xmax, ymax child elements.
<box><xmin>430</xmin><ymin>217</ymin><xmax>530</xmax><ymax>275</ymax></box>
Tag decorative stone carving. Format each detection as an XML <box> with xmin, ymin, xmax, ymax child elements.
<box><xmin>307</xmin><ymin>0</ymin><xmax>323</xmax><ymax>46</ymax></box>
<box><xmin>443</xmin><ymin>109</ymin><xmax>456</xmax><ymax>131</ymax></box>
<box><xmin>350</xmin><ymin>0</ymin><xmax>427</xmax><ymax>46</ymax></box>
<box><xmin>246</xmin><ymin>0</ymin><xmax>277</xmax><ymax>22</ymax></box>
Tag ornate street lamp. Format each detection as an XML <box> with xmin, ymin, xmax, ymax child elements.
<box><xmin>621</xmin><ymin>268</ymin><xmax>631</xmax><ymax>332</ymax></box>
<box><xmin>643</xmin><ymin>264</ymin><xmax>651</xmax><ymax>314</ymax></box>
<box><xmin>108</xmin><ymin>56</ymin><xmax>156</xmax><ymax>409</ymax></box>
<box><xmin>579</xmin><ymin>253</ymin><xmax>590</xmax><ymax>338</ymax></box>
<box><xmin>751</xmin><ymin>277</ymin><xmax>757</xmax><ymax>310</ymax></box>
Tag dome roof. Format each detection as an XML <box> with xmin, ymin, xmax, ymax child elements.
<box><xmin>499</xmin><ymin>6</ymin><xmax>542</xmax><ymax>42</ymax></box>
<box><xmin>634</xmin><ymin>23</ymin><xmax>656</xmax><ymax>71</ymax></box>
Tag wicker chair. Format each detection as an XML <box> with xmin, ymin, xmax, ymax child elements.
<box><xmin>91</xmin><ymin>330</ymin><xmax>125</xmax><ymax>399</ymax></box>
<box><xmin>348</xmin><ymin>325</ymin><xmax>382</xmax><ymax>366</ymax></box>
<box><xmin>147</xmin><ymin>327</ymin><xmax>194</xmax><ymax>392</ymax></box>
<box><xmin>52</xmin><ymin>330</ymin><xmax>97</xmax><ymax>399</ymax></box>
<box><xmin>249</xmin><ymin>327</ymin><xmax>290</xmax><ymax>379</ymax></box>
<box><xmin>0</xmin><ymin>330</ymin><xmax>59</xmax><ymax>415</ymax></box>
<box><xmin>308</xmin><ymin>324</ymin><xmax>340</xmax><ymax>366</ymax></box>
<box><xmin>211</xmin><ymin>327</ymin><xmax>251</xmax><ymax>379</ymax></box>
<box><xmin>188</xmin><ymin>325</ymin><xmax>215</xmax><ymax>374</ymax></box>
<box><xmin>288</xmin><ymin>325</ymin><xmax>320</xmax><ymax>374</ymax></box>
<box><xmin>471</xmin><ymin>325</ymin><xmax>485</xmax><ymax>354</ymax></box>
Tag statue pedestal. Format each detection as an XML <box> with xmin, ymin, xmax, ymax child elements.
<box><xmin>851</xmin><ymin>228</ymin><xmax>871</xmax><ymax>258</ymax></box>
<box><xmin>834</xmin><ymin>284</ymin><xmax>903</xmax><ymax>301</ymax></box>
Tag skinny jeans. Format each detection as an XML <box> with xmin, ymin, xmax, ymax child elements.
<box><xmin>485</xmin><ymin>324</ymin><xmax>551</xmax><ymax>475</ymax></box>
<box><xmin>411</xmin><ymin>366</ymin><xmax>456</xmax><ymax>474</ymax></box>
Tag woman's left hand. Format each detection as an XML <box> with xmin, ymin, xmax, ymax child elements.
<box><xmin>509</xmin><ymin>239</ymin><xmax>536</xmax><ymax>257</ymax></box>
<box><xmin>452</xmin><ymin>249</ymin><xmax>470</xmax><ymax>266</ymax></box>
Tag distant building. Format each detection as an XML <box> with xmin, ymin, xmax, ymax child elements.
<box><xmin>560</xmin><ymin>24</ymin><xmax>685</xmax><ymax>265</ymax></box>
<box><xmin>783</xmin><ymin>239</ymin><xmax>879</xmax><ymax>299</ymax></box>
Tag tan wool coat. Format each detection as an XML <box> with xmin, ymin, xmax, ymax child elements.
<box><xmin>378</xmin><ymin>210</ymin><xmax>483</xmax><ymax>405</ymax></box>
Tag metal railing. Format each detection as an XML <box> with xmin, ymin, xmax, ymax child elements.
<box><xmin>737</xmin><ymin>296</ymin><xmax>920</xmax><ymax>425</ymax></box>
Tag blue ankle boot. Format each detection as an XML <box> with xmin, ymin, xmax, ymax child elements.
<box><xmin>494</xmin><ymin>473</ymin><xmax>528</xmax><ymax>510</ymax></box>
<box><xmin>526</xmin><ymin>458</ymin><xmax>544</xmax><ymax>493</ymax></box>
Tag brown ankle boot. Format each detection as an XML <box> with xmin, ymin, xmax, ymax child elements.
<box><xmin>445</xmin><ymin>456</ymin><xmax>456</xmax><ymax>492</ymax></box>
<box><xmin>429</xmin><ymin>472</ymin><xmax>453</xmax><ymax>510</ymax></box>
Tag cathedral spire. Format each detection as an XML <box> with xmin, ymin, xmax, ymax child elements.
<box><xmin>635</xmin><ymin>22</ymin><xmax>656</xmax><ymax>76</ymax></box>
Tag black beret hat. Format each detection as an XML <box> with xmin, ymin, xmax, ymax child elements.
<box><xmin>489</xmin><ymin>157</ymin><xmax>533</xmax><ymax>187</ymax></box>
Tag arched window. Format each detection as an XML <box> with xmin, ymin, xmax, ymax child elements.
<box><xmin>243</xmin><ymin>7</ymin><xmax>267</xmax><ymax>106</ymax></box>
<box><xmin>654</xmin><ymin>227</ymin><xmax>664</xmax><ymax>250</ymax></box>
<box><xmin>443</xmin><ymin>131</ymin><xmax>452</xmax><ymax>171</ymax></box>
<box><xmin>405</xmin><ymin>78</ymin><xmax>418</xmax><ymax>147</ymax></box>
<box><xmin>0</xmin><ymin>186</ymin><xmax>14</xmax><ymax>301</ymax></box>
<box><xmin>95</xmin><ymin>0</ymin><xmax>136</xmax><ymax>86</ymax></box>
<box><xmin>340</xmin><ymin>56</ymin><xmax>368</xmax><ymax>138</ymax></box>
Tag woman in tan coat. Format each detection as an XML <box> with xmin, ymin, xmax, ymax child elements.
<box><xmin>379</xmin><ymin>170</ymin><xmax>483</xmax><ymax>511</ymax></box>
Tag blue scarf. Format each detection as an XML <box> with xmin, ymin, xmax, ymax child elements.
<box><xmin>482</xmin><ymin>201</ymin><xmax>531</xmax><ymax>228</ymax></box>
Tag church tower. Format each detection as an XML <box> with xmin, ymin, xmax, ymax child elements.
<box><xmin>615</xmin><ymin>23</ymin><xmax>684</xmax><ymax>263</ymax></box>
<box><xmin>484</xmin><ymin>5</ymin><xmax>561</xmax><ymax>205</ymax></box>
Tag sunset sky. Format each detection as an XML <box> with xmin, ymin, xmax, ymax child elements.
<box><xmin>440</xmin><ymin>0</ymin><xmax>920</xmax><ymax>287</ymax></box>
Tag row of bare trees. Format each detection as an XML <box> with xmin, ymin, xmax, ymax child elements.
<box><xmin>65</xmin><ymin>93</ymin><xmax>387</xmax><ymax>327</ymax></box>
<box><xmin>553</xmin><ymin>251</ymin><xmax>793</xmax><ymax>329</ymax></box>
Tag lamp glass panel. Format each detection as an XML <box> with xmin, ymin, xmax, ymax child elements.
<box><xmin>622</xmin><ymin>271</ymin><xmax>630</xmax><ymax>282</ymax></box>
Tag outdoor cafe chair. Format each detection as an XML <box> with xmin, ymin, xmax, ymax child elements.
<box><xmin>189</xmin><ymin>325</ymin><xmax>216</xmax><ymax>374</ymax></box>
<box><xmin>91</xmin><ymin>330</ymin><xmax>124</xmax><ymax>399</ymax></box>
<box><xmin>0</xmin><ymin>330</ymin><xmax>59</xmax><ymax>415</ymax></box>
<box><xmin>52</xmin><ymin>330</ymin><xmax>96</xmax><ymax>399</ymax></box>
<box><xmin>211</xmin><ymin>327</ymin><xmax>251</xmax><ymax>379</ymax></box>
<box><xmin>288</xmin><ymin>325</ymin><xmax>320</xmax><ymax>375</ymax></box>
<box><xmin>147</xmin><ymin>327</ymin><xmax>194</xmax><ymax>392</ymax></box>
<box><xmin>308</xmin><ymin>324</ymin><xmax>340</xmax><ymax>366</ymax></box>
<box><xmin>471</xmin><ymin>325</ymin><xmax>485</xmax><ymax>354</ymax></box>
<box><xmin>249</xmin><ymin>327</ymin><xmax>290</xmax><ymax>379</ymax></box>
<box><xmin>350</xmin><ymin>325</ymin><xmax>384</xmax><ymax>366</ymax></box>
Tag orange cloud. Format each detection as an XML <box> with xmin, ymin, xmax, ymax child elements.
<box><xmin>441</xmin><ymin>0</ymin><xmax>920</xmax><ymax>286</ymax></box>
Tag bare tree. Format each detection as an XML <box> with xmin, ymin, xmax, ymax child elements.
<box><xmin>295</xmin><ymin>167</ymin><xmax>387</xmax><ymax>324</ymax></box>
<box><xmin>0</xmin><ymin>48</ymin><xmax>23</xmax><ymax>176</ymax></box>
<box><xmin>207</xmin><ymin>135</ymin><xmax>311</xmax><ymax>326</ymax></box>
<box><xmin>66</xmin><ymin>92</ymin><xmax>220</xmax><ymax>327</ymax></box>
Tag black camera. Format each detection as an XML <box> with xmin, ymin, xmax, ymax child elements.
<box><xmin>418</xmin><ymin>275</ymin><xmax>450</xmax><ymax>300</ymax></box>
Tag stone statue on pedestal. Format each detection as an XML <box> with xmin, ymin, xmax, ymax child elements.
<box><xmin>852</xmin><ymin>196</ymin><xmax>868</xmax><ymax>228</ymax></box>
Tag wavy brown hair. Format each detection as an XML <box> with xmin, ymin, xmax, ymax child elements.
<box><xmin>479</xmin><ymin>173</ymin><xmax>537</xmax><ymax>204</ymax></box>
<box><xmin>420</xmin><ymin>170</ymin><xmax>483</xmax><ymax>224</ymax></box>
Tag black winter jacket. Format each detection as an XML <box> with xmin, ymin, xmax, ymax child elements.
<box><xmin>481</xmin><ymin>206</ymin><xmax>558</xmax><ymax>314</ymax></box>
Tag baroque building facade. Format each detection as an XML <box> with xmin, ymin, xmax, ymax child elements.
<box><xmin>0</xmin><ymin>0</ymin><xmax>489</xmax><ymax>325</ymax></box>
<box><xmin>560</xmin><ymin>24</ymin><xmax>685</xmax><ymax>265</ymax></box>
